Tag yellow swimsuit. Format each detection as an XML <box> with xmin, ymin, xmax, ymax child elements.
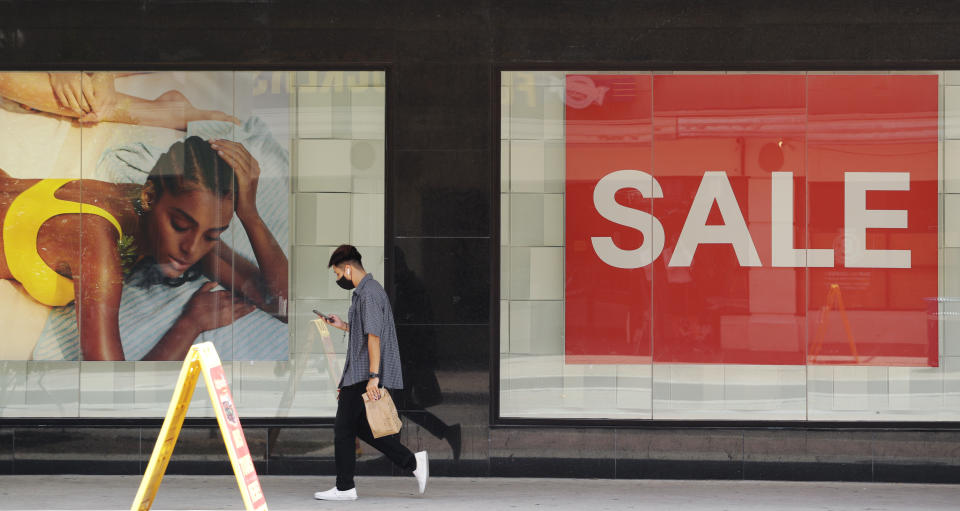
<box><xmin>3</xmin><ymin>179</ymin><xmax>122</xmax><ymax>306</ymax></box>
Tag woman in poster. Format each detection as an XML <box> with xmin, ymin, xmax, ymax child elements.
<box><xmin>0</xmin><ymin>135</ymin><xmax>289</xmax><ymax>360</ymax></box>
<box><xmin>0</xmin><ymin>73</ymin><xmax>289</xmax><ymax>360</ymax></box>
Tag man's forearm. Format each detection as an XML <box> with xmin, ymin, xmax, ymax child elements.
<box><xmin>0</xmin><ymin>72</ymin><xmax>77</xmax><ymax>117</ymax></box>
<box><xmin>367</xmin><ymin>334</ymin><xmax>381</xmax><ymax>374</ymax></box>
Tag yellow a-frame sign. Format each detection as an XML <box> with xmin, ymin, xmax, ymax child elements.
<box><xmin>131</xmin><ymin>342</ymin><xmax>268</xmax><ymax>511</ymax></box>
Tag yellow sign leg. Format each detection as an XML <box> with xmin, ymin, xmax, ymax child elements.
<box><xmin>131</xmin><ymin>343</ymin><xmax>268</xmax><ymax>511</ymax></box>
<box><xmin>131</xmin><ymin>351</ymin><xmax>201</xmax><ymax>511</ymax></box>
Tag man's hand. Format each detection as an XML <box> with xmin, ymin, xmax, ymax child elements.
<box><xmin>366</xmin><ymin>377</ymin><xmax>381</xmax><ymax>400</ymax></box>
<box><xmin>78</xmin><ymin>73</ymin><xmax>118</xmax><ymax>123</ymax></box>
<box><xmin>49</xmin><ymin>72</ymin><xmax>90</xmax><ymax>115</ymax></box>
<box><xmin>325</xmin><ymin>313</ymin><xmax>348</xmax><ymax>331</ymax></box>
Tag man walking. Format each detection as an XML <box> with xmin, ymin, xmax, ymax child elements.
<box><xmin>314</xmin><ymin>244</ymin><xmax>428</xmax><ymax>501</ymax></box>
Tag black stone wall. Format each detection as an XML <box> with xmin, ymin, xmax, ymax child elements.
<box><xmin>2</xmin><ymin>0</ymin><xmax>960</xmax><ymax>482</ymax></box>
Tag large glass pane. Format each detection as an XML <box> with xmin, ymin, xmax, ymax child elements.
<box><xmin>501</xmin><ymin>70</ymin><xmax>953</xmax><ymax>422</ymax></box>
<box><xmin>0</xmin><ymin>70</ymin><xmax>386</xmax><ymax>418</ymax></box>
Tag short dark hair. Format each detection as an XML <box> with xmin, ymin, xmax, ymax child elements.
<box><xmin>328</xmin><ymin>244</ymin><xmax>364</xmax><ymax>269</ymax></box>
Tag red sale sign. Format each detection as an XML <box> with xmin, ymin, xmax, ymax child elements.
<box><xmin>565</xmin><ymin>74</ymin><xmax>938</xmax><ymax>366</ymax></box>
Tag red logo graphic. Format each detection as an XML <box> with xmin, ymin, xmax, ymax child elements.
<box><xmin>565</xmin><ymin>74</ymin><xmax>938</xmax><ymax>366</ymax></box>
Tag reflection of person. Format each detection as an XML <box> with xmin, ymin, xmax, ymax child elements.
<box><xmin>393</xmin><ymin>247</ymin><xmax>462</xmax><ymax>459</ymax></box>
<box><xmin>315</xmin><ymin>245</ymin><xmax>428</xmax><ymax>501</ymax></box>
<box><xmin>0</xmin><ymin>72</ymin><xmax>239</xmax><ymax>128</ymax></box>
<box><xmin>0</xmin><ymin>136</ymin><xmax>288</xmax><ymax>360</ymax></box>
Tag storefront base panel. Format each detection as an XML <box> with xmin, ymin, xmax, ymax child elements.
<box><xmin>1</xmin><ymin>426</ymin><xmax>959</xmax><ymax>484</ymax></box>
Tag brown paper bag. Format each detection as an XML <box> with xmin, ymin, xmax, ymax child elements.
<box><xmin>362</xmin><ymin>388</ymin><xmax>403</xmax><ymax>438</ymax></box>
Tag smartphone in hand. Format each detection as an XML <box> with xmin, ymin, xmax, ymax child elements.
<box><xmin>312</xmin><ymin>309</ymin><xmax>333</xmax><ymax>322</ymax></box>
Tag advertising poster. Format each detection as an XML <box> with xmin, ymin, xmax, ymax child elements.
<box><xmin>566</xmin><ymin>73</ymin><xmax>938</xmax><ymax>367</ymax></box>
<box><xmin>0</xmin><ymin>71</ymin><xmax>290</xmax><ymax>361</ymax></box>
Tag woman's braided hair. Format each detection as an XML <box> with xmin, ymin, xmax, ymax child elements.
<box><xmin>147</xmin><ymin>135</ymin><xmax>237</xmax><ymax>204</ymax></box>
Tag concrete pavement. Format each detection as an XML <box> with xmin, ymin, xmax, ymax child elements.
<box><xmin>0</xmin><ymin>475</ymin><xmax>959</xmax><ymax>510</ymax></box>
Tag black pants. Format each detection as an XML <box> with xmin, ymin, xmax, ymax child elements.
<box><xmin>335</xmin><ymin>382</ymin><xmax>416</xmax><ymax>491</ymax></box>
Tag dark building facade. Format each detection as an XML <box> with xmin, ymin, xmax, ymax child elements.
<box><xmin>2</xmin><ymin>1</ymin><xmax>960</xmax><ymax>483</ymax></box>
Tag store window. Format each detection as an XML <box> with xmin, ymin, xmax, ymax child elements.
<box><xmin>0</xmin><ymin>70</ymin><xmax>385</xmax><ymax>418</ymax></box>
<box><xmin>500</xmin><ymin>70</ymin><xmax>958</xmax><ymax>421</ymax></box>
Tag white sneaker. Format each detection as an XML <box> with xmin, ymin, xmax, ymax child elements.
<box><xmin>413</xmin><ymin>450</ymin><xmax>429</xmax><ymax>494</ymax></box>
<box><xmin>313</xmin><ymin>486</ymin><xmax>358</xmax><ymax>501</ymax></box>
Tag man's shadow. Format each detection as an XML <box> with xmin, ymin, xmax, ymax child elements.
<box><xmin>392</xmin><ymin>247</ymin><xmax>461</xmax><ymax>460</ymax></box>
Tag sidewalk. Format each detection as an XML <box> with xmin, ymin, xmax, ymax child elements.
<box><xmin>1</xmin><ymin>475</ymin><xmax>958</xmax><ymax>510</ymax></box>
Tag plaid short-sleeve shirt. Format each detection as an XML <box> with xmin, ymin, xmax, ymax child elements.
<box><xmin>338</xmin><ymin>274</ymin><xmax>404</xmax><ymax>389</ymax></box>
